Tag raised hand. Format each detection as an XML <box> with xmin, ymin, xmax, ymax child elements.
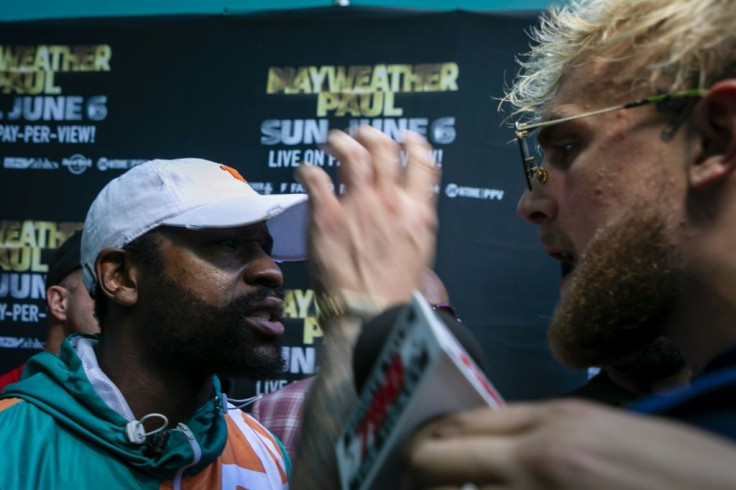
<box><xmin>297</xmin><ymin>125</ymin><xmax>440</xmax><ymax>311</ymax></box>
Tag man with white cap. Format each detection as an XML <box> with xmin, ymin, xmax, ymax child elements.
<box><xmin>0</xmin><ymin>158</ymin><xmax>307</xmax><ymax>489</ymax></box>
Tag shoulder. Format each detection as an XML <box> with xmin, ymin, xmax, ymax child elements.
<box><xmin>252</xmin><ymin>378</ymin><xmax>314</xmax><ymax>417</ymax></box>
<box><xmin>630</xmin><ymin>365</ymin><xmax>736</xmax><ymax>440</ymax></box>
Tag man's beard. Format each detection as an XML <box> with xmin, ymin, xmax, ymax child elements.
<box><xmin>141</xmin><ymin>273</ymin><xmax>285</xmax><ymax>379</ymax></box>
<box><xmin>548</xmin><ymin>210</ymin><xmax>686</xmax><ymax>369</ymax></box>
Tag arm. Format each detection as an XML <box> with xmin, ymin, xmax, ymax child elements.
<box><xmin>291</xmin><ymin>126</ymin><xmax>440</xmax><ymax>489</ymax></box>
<box><xmin>291</xmin><ymin>316</ymin><xmax>361</xmax><ymax>490</ymax></box>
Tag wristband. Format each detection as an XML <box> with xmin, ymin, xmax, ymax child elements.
<box><xmin>315</xmin><ymin>291</ymin><xmax>386</xmax><ymax>322</ymax></box>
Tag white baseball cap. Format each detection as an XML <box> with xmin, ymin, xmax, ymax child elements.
<box><xmin>81</xmin><ymin>158</ymin><xmax>308</xmax><ymax>294</ymax></box>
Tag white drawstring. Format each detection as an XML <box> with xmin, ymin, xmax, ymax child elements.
<box><xmin>125</xmin><ymin>413</ymin><xmax>169</xmax><ymax>444</ymax></box>
<box><xmin>221</xmin><ymin>393</ymin><xmax>262</xmax><ymax>411</ymax></box>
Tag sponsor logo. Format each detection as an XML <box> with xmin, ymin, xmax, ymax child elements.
<box><xmin>445</xmin><ymin>183</ymin><xmax>504</xmax><ymax>201</ymax></box>
<box><xmin>0</xmin><ymin>337</ymin><xmax>44</xmax><ymax>349</ymax></box>
<box><xmin>3</xmin><ymin>157</ymin><xmax>59</xmax><ymax>170</ymax></box>
<box><xmin>62</xmin><ymin>153</ymin><xmax>92</xmax><ymax>175</ymax></box>
<box><xmin>96</xmin><ymin>158</ymin><xmax>146</xmax><ymax>171</ymax></box>
<box><xmin>248</xmin><ymin>181</ymin><xmax>274</xmax><ymax>195</ymax></box>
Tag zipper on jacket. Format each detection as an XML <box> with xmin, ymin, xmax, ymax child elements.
<box><xmin>172</xmin><ymin>423</ymin><xmax>202</xmax><ymax>490</ymax></box>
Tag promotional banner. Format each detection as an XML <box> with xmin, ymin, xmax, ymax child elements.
<box><xmin>0</xmin><ymin>8</ymin><xmax>585</xmax><ymax>400</ymax></box>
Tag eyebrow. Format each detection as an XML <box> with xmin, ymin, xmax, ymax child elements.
<box><xmin>536</xmin><ymin>107</ymin><xmax>590</xmax><ymax>146</ymax></box>
<box><xmin>540</xmin><ymin>104</ymin><xmax>580</xmax><ymax>123</ymax></box>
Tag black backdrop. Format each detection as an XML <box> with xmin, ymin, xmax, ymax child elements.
<box><xmin>0</xmin><ymin>7</ymin><xmax>586</xmax><ymax>400</ymax></box>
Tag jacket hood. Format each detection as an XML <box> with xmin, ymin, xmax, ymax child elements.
<box><xmin>1</xmin><ymin>335</ymin><xmax>229</xmax><ymax>480</ymax></box>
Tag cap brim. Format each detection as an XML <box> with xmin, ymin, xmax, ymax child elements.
<box><xmin>161</xmin><ymin>193</ymin><xmax>309</xmax><ymax>261</ymax></box>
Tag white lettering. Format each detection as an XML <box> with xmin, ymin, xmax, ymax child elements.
<box><xmin>267</xmin><ymin>149</ymin><xmax>302</xmax><ymax>168</ymax></box>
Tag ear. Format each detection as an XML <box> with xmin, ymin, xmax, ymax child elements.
<box><xmin>688</xmin><ymin>80</ymin><xmax>736</xmax><ymax>189</ymax></box>
<box><xmin>95</xmin><ymin>248</ymin><xmax>140</xmax><ymax>307</ymax></box>
<box><xmin>46</xmin><ymin>285</ymin><xmax>69</xmax><ymax>322</ymax></box>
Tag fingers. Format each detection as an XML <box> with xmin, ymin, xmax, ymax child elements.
<box><xmin>407</xmin><ymin>435</ymin><xmax>515</xmax><ymax>488</ymax></box>
<box><xmin>404</xmin><ymin>406</ymin><xmax>543</xmax><ymax>489</ymax></box>
<box><xmin>354</xmin><ymin>125</ymin><xmax>401</xmax><ymax>189</ymax></box>
<box><xmin>326</xmin><ymin>129</ymin><xmax>374</xmax><ymax>190</ymax></box>
<box><xmin>405</xmin><ymin>131</ymin><xmax>440</xmax><ymax>201</ymax></box>
<box><xmin>414</xmin><ymin>405</ymin><xmax>541</xmax><ymax>440</ymax></box>
<box><xmin>296</xmin><ymin>165</ymin><xmax>340</xmax><ymax>216</ymax></box>
<box><xmin>325</xmin><ymin>126</ymin><xmax>436</xmax><ymax>195</ymax></box>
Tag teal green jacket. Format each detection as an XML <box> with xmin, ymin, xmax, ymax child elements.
<box><xmin>0</xmin><ymin>336</ymin><xmax>290</xmax><ymax>489</ymax></box>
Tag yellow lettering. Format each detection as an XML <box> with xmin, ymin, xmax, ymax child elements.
<box><xmin>382</xmin><ymin>91</ymin><xmax>402</xmax><ymax>116</ymax></box>
<box><xmin>326</xmin><ymin>66</ymin><xmax>351</xmax><ymax>93</ymax></box>
<box><xmin>294</xmin><ymin>289</ymin><xmax>315</xmax><ymax>318</ymax></box>
<box><xmin>440</xmin><ymin>62</ymin><xmax>459</xmax><ymax>91</ymax></box>
<box><xmin>291</xmin><ymin>67</ymin><xmax>313</xmax><ymax>94</ymax></box>
<box><xmin>386</xmin><ymin>65</ymin><xmax>410</xmax><ymax>92</ymax></box>
<box><xmin>95</xmin><ymin>45</ymin><xmax>112</xmax><ymax>71</ymax></box>
<box><xmin>0</xmin><ymin>46</ymin><xmax>20</xmax><ymax>71</ymax></box>
<box><xmin>57</xmin><ymin>223</ymin><xmax>82</xmax><ymax>247</ymax></box>
<box><xmin>359</xmin><ymin>92</ymin><xmax>383</xmax><ymax>117</ymax></box>
<box><xmin>282</xmin><ymin>290</ymin><xmax>299</xmax><ymax>318</ymax></box>
<box><xmin>3</xmin><ymin>247</ymin><xmax>31</xmax><ymax>272</ymax></box>
<box><xmin>303</xmin><ymin>316</ymin><xmax>323</xmax><ymax>344</ymax></box>
<box><xmin>33</xmin><ymin>46</ymin><xmax>51</xmax><ymax>71</ymax></box>
<box><xmin>351</xmin><ymin>66</ymin><xmax>372</xmax><ymax>92</ymax></box>
<box><xmin>74</xmin><ymin>46</ymin><xmax>94</xmax><ymax>71</ymax></box>
<box><xmin>19</xmin><ymin>46</ymin><xmax>35</xmax><ymax>71</ymax></box>
<box><xmin>418</xmin><ymin>64</ymin><xmax>441</xmax><ymax>91</ymax></box>
<box><xmin>34</xmin><ymin>222</ymin><xmax>64</xmax><ymax>248</ymax></box>
<box><xmin>369</xmin><ymin>64</ymin><xmax>390</xmax><ymax>92</ymax></box>
<box><xmin>316</xmin><ymin>92</ymin><xmax>340</xmax><ymax>117</ymax></box>
<box><xmin>336</xmin><ymin>93</ymin><xmax>360</xmax><ymax>117</ymax></box>
<box><xmin>43</xmin><ymin>71</ymin><xmax>60</xmax><ymax>94</ymax></box>
<box><xmin>47</xmin><ymin>46</ymin><xmax>66</xmax><ymax>71</ymax></box>
<box><xmin>0</xmin><ymin>221</ymin><xmax>20</xmax><ymax>246</ymax></box>
<box><xmin>266</xmin><ymin>67</ymin><xmax>292</xmax><ymax>94</ymax></box>
<box><xmin>309</xmin><ymin>66</ymin><xmax>330</xmax><ymax>92</ymax></box>
<box><xmin>31</xmin><ymin>247</ymin><xmax>47</xmax><ymax>273</ymax></box>
<box><xmin>20</xmin><ymin>221</ymin><xmax>37</xmax><ymax>248</ymax></box>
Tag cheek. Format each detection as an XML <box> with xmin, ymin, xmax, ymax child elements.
<box><xmin>165</xmin><ymin>259</ymin><xmax>242</xmax><ymax>306</ymax></box>
<box><xmin>70</xmin><ymin>290</ymin><xmax>99</xmax><ymax>334</ymax></box>
<box><xmin>555</xmin><ymin>167</ymin><xmax>615</xmax><ymax>249</ymax></box>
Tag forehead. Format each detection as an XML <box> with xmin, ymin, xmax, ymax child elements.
<box><xmin>156</xmin><ymin>222</ymin><xmax>271</xmax><ymax>245</ymax></box>
<box><xmin>545</xmin><ymin>60</ymin><xmax>641</xmax><ymax>119</ymax></box>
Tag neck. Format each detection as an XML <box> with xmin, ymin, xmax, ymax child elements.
<box><xmin>671</xmin><ymin>188</ymin><xmax>736</xmax><ymax>373</ymax></box>
<box><xmin>605</xmin><ymin>365</ymin><xmax>691</xmax><ymax>394</ymax></box>
<box><xmin>666</xmin><ymin>275</ymin><xmax>736</xmax><ymax>374</ymax></box>
<box><xmin>94</xmin><ymin>322</ymin><xmax>214</xmax><ymax>426</ymax></box>
<box><xmin>44</xmin><ymin>322</ymin><xmax>68</xmax><ymax>354</ymax></box>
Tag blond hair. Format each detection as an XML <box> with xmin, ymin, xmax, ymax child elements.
<box><xmin>504</xmin><ymin>0</ymin><xmax>736</xmax><ymax>122</ymax></box>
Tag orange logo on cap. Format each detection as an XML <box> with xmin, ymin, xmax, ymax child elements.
<box><xmin>220</xmin><ymin>165</ymin><xmax>248</xmax><ymax>184</ymax></box>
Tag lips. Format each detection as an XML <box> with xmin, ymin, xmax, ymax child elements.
<box><xmin>244</xmin><ymin>296</ymin><xmax>284</xmax><ymax>337</ymax></box>
<box><xmin>543</xmin><ymin>246</ymin><xmax>577</xmax><ymax>291</ymax></box>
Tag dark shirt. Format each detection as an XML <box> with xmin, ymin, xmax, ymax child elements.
<box><xmin>629</xmin><ymin>345</ymin><xmax>736</xmax><ymax>441</ymax></box>
<box><xmin>566</xmin><ymin>371</ymin><xmax>641</xmax><ymax>407</ymax></box>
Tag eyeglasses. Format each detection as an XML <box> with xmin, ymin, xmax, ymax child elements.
<box><xmin>513</xmin><ymin>89</ymin><xmax>706</xmax><ymax>191</ymax></box>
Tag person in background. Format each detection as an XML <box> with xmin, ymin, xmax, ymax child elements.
<box><xmin>0</xmin><ymin>229</ymin><xmax>98</xmax><ymax>391</ymax></box>
<box><xmin>251</xmin><ymin>268</ymin><xmax>456</xmax><ymax>458</ymax></box>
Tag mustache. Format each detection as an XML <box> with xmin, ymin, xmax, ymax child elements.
<box><xmin>538</xmin><ymin>228</ymin><xmax>575</xmax><ymax>251</ymax></box>
<box><xmin>226</xmin><ymin>288</ymin><xmax>284</xmax><ymax>316</ymax></box>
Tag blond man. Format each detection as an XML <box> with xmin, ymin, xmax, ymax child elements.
<box><xmin>295</xmin><ymin>0</ymin><xmax>736</xmax><ymax>488</ymax></box>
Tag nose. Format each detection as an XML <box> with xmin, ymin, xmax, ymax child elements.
<box><xmin>243</xmin><ymin>250</ymin><xmax>284</xmax><ymax>289</ymax></box>
<box><xmin>517</xmin><ymin>183</ymin><xmax>557</xmax><ymax>226</ymax></box>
